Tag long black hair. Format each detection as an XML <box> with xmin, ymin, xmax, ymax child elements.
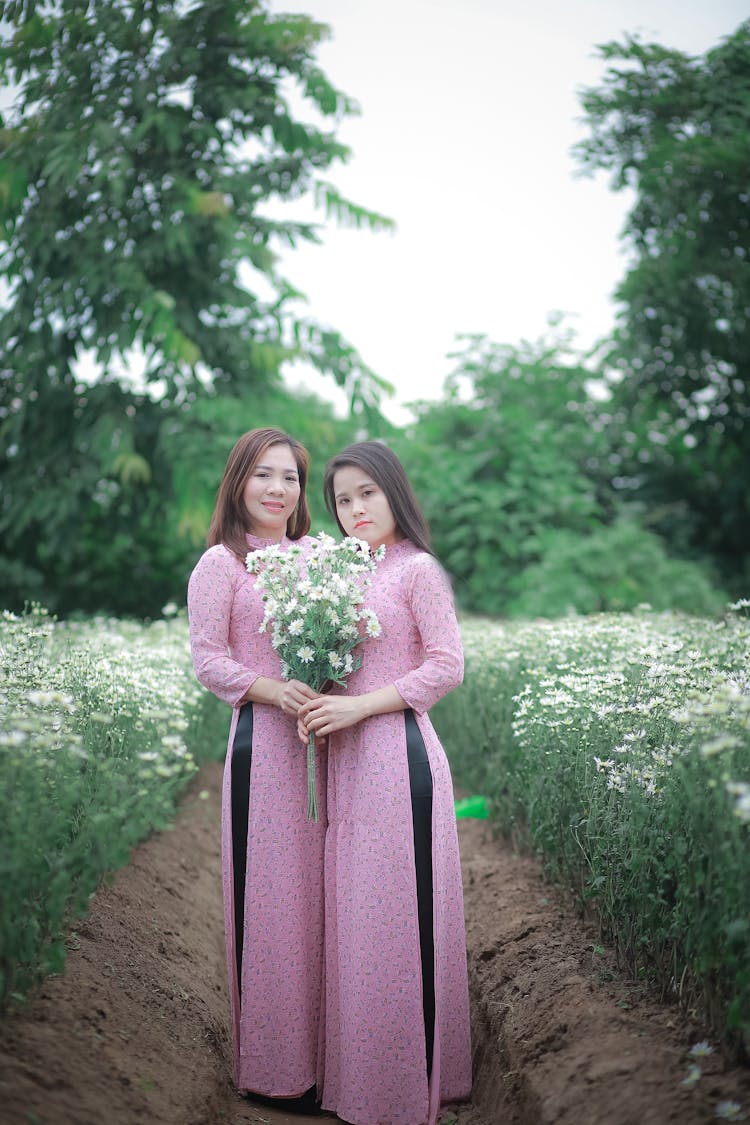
<box><xmin>323</xmin><ymin>441</ymin><xmax>434</xmax><ymax>556</ymax></box>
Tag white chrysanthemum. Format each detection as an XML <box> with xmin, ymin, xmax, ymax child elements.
<box><xmin>328</xmin><ymin>652</ymin><xmax>342</xmax><ymax>669</ymax></box>
<box><xmin>714</xmin><ymin>1101</ymin><xmax>745</xmax><ymax>1121</ymax></box>
<box><xmin>0</xmin><ymin>730</ymin><xmax>27</xmax><ymax>746</ymax></box>
<box><xmin>700</xmin><ymin>734</ymin><xmax>741</xmax><ymax>757</ymax></box>
<box><xmin>365</xmin><ymin>618</ymin><xmax>382</xmax><ymax>638</ymax></box>
<box><xmin>688</xmin><ymin>1041</ymin><xmax>714</xmax><ymax>1059</ymax></box>
<box><xmin>681</xmin><ymin>1064</ymin><xmax>702</xmax><ymax>1089</ymax></box>
<box><xmin>297</xmin><ymin>646</ymin><xmax>314</xmax><ymax>663</ymax></box>
<box><xmin>726</xmin><ymin>781</ymin><xmax>750</xmax><ymax>822</ymax></box>
<box><xmin>288</xmin><ymin>618</ymin><xmax>304</xmax><ymax>636</ymax></box>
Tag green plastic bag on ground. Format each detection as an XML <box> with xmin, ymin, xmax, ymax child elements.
<box><xmin>454</xmin><ymin>794</ymin><xmax>489</xmax><ymax>820</ymax></box>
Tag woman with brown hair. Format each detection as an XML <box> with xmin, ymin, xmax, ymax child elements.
<box><xmin>299</xmin><ymin>440</ymin><xmax>471</xmax><ymax>1125</ymax></box>
<box><xmin>187</xmin><ymin>427</ymin><xmax>324</xmax><ymax>1112</ymax></box>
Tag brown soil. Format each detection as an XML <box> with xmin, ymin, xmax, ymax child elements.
<box><xmin>0</xmin><ymin>762</ymin><xmax>748</xmax><ymax>1125</ymax></box>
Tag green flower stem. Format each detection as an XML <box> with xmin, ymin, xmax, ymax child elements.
<box><xmin>307</xmin><ymin>730</ymin><xmax>318</xmax><ymax>822</ymax></box>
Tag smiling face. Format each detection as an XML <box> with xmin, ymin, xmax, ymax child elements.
<box><xmin>332</xmin><ymin>465</ymin><xmax>400</xmax><ymax>550</ymax></box>
<box><xmin>242</xmin><ymin>442</ymin><xmax>301</xmax><ymax>540</ymax></box>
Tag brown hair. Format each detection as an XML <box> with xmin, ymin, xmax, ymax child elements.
<box><xmin>207</xmin><ymin>428</ymin><xmax>311</xmax><ymax>560</ymax></box>
<box><xmin>323</xmin><ymin>441</ymin><xmax>434</xmax><ymax>556</ymax></box>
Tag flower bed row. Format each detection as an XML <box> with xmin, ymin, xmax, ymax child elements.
<box><xmin>0</xmin><ymin>606</ymin><xmax>226</xmax><ymax>1009</ymax></box>
<box><xmin>433</xmin><ymin>604</ymin><xmax>750</xmax><ymax>1056</ymax></box>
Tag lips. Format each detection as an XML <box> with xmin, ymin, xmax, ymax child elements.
<box><xmin>263</xmin><ymin>502</ymin><xmax>285</xmax><ymax>513</ymax></box>
<box><xmin>355</xmin><ymin>520</ymin><xmax>371</xmax><ymax>529</ymax></box>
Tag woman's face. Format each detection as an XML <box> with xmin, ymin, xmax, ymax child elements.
<box><xmin>243</xmin><ymin>443</ymin><xmax>301</xmax><ymax>540</ymax></box>
<box><xmin>333</xmin><ymin>465</ymin><xmax>399</xmax><ymax>550</ymax></box>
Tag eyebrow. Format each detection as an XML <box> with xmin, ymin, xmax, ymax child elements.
<box><xmin>256</xmin><ymin>464</ymin><xmax>299</xmax><ymax>474</ymax></box>
<box><xmin>335</xmin><ymin>479</ymin><xmax>373</xmax><ymax>501</ymax></box>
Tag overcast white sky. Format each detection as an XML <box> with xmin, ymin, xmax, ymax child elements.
<box><xmin>272</xmin><ymin>0</ymin><xmax>749</xmax><ymax>423</ymax></box>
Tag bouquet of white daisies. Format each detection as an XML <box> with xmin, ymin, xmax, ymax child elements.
<box><xmin>246</xmin><ymin>532</ymin><xmax>383</xmax><ymax>821</ymax></box>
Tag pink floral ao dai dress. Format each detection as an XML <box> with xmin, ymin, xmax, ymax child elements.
<box><xmin>187</xmin><ymin>533</ymin><xmax>326</xmax><ymax>1097</ymax></box>
<box><xmin>320</xmin><ymin>539</ymin><xmax>472</xmax><ymax>1125</ymax></box>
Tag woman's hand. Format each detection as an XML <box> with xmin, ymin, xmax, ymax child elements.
<box><xmin>297</xmin><ymin>716</ymin><xmax>328</xmax><ymax>751</ymax></box>
<box><xmin>275</xmin><ymin>679</ymin><xmax>319</xmax><ymax>717</ymax></box>
<box><xmin>298</xmin><ymin>694</ymin><xmax>368</xmax><ymax>739</ymax></box>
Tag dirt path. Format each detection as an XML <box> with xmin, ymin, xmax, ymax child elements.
<box><xmin>0</xmin><ymin>761</ymin><xmax>748</xmax><ymax>1125</ymax></box>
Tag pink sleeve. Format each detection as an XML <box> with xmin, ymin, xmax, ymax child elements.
<box><xmin>394</xmin><ymin>555</ymin><xmax>464</xmax><ymax>714</ymax></box>
<box><xmin>187</xmin><ymin>547</ymin><xmax>259</xmax><ymax>707</ymax></box>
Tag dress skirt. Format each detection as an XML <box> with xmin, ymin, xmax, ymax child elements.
<box><xmin>223</xmin><ymin>701</ymin><xmax>327</xmax><ymax>1096</ymax></box>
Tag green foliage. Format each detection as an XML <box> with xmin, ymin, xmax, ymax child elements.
<box><xmin>434</xmin><ymin>610</ymin><xmax>750</xmax><ymax>1055</ymax></box>
<box><xmin>0</xmin><ymin>0</ymin><xmax>392</xmax><ymax>397</ymax></box>
<box><xmin>393</xmin><ymin>326</ymin><xmax>610</xmax><ymax>615</ymax></box>
<box><xmin>0</xmin><ymin>605</ymin><xmax>227</xmax><ymax>1007</ymax></box>
<box><xmin>575</xmin><ymin>22</ymin><xmax>750</xmax><ymax>592</ymax></box>
<box><xmin>508</xmin><ymin>517</ymin><xmax>725</xmax><ymax>617</ymax></box>
<box><xmin>0</xmin><ymin>0</ymin><xmax>392</xmax><ymax>616</ymax></box>
<box><xmin>0</xmin><ymin>374</ymin><xmax>364</xmax><ymax>617</ymax></box>
<box><xmin>393</xmin><ymin>325</ymin><xmax>727</xmax><ymax>618</ymax></box>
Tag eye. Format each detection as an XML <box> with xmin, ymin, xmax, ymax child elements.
<box><xmin>338</xmin><ymin>497</ymin><xmax>349</xmax><ymax>506</ymax></box>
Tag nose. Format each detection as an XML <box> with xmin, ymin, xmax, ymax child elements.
<box><xmin>352</xmin><ymin>496</ymin><xmax>365</xmax><ymax>516</ymax></box>
<box><xmin>266</xmin><ymin>476</ymin><xmax>285</xmax><ymax>495</ymax></box>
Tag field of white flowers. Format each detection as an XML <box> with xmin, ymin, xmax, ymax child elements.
<box><xmin>0</xmin><ymin>605</ymin><xmax>225</xmax><ymax>1008</ymax></box>
<box><xmin>2</xmin><ymin>601</ymin><xmax>748</xmax><ymax>1056</ymax></box>
<box><xmin>433</xmin><ymin>603</ymin><xmax>750</xmax><ymax>1056</ymax></box>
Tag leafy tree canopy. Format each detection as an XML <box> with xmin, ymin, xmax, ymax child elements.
<box><xmin>575</xmin><ymin>21</ymin><xmax>750</xmax><ymax>588</ymax></box>
<box><xmin>394</xmin><ymin>324</ymin><xmax>723</xmax><ymax>616</ymax></box>
<box><xmin>393</xmin><ymin>325</ymin><xmax>612</xmax><ymax>613</ymax></box>
<box><xmin>0</xmin><ymin>0</ymin><xmax>393</xmax><ymax>614</ymax></box>
<box><xmin>0</xmin><ymin>0</ymin><xmax>392</xmax><ymax>404</ymax></box>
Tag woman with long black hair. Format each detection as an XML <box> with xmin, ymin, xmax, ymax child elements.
<box><xmin>300</xmin><ymin>441</ymin><xmax>471</xmax><ymax>1125</ymax></box>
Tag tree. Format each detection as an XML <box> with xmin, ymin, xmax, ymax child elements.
<box><xmin>393</xmin><ymin>325</ymin><xmax>723</xmax><ymax>617</ymax></box>
<box><xmin>575</xmin><ymin>21</ymin><xmax>750</xmax><ymax>591</ymax></box>
<box><xmin>392</xmin><ymin>326</ymin><xmax>613</xmax><ymax>614</ymax></box>
<box><xmin>0</xmin><ymin>0</ymin><xmax>393</xmax><ymax>614</ymax></box>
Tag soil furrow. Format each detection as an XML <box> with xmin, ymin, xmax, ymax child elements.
<box><xmin>0</xmin><ymin>761</ymin><xmax>747</xmax><ymax>1125</ymax></box>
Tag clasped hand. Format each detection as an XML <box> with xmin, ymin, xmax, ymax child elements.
<box><xmin>297</xmin><ymin>694</ymin><xmax>366</xmax><ymax>744</ymax></box>
<box><xmin>275</xmin><ymin>679</ymin><xmax>320</xmax><ymax>717</ymax></box>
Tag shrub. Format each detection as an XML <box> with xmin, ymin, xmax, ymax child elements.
<box><xmin>0</xmin><ymin>606</ymin><xmax>226</xmax><ymax>1007</ymax></box>
<box><xmin>435</xmin><ymin>605</ymin><xmax>750</xmax><ymax>1054</ymax></box>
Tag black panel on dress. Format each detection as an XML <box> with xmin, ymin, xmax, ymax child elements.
<box><xmin>405</xmin><ymin>708</ymin><xmax>435</xmax><ymax>1075</ymax></box>
<box><xmin>231</xmin><ymin>703</ymin><xmax>254</xmax><ymax>991</ymax></box>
